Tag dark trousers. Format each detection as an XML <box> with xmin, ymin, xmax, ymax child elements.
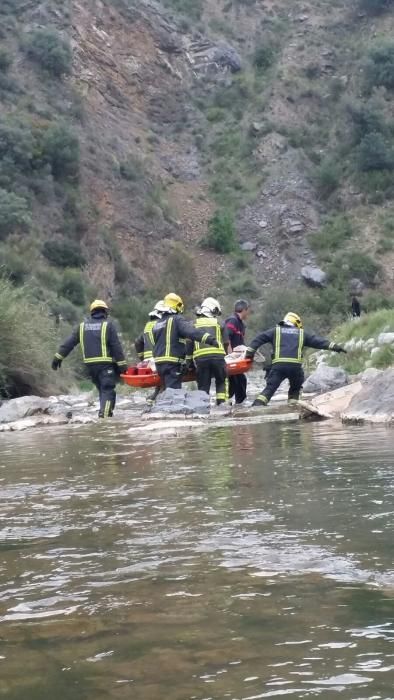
<box><xmin>195</xmin><ymin>358</ymin><xmax>228</xmax><ymax>404</ymax></box>
<box><xmin>229</xmin><ymin>373</ymin><xmax>247</xmax><ymax>404</ymax></box>
<box><xmin>88</xmin><ymin>363</ymin><xmax>117</xmax><ymax>417</ymax></box>
<box><xmin>255</xmin><ymin>363</ymin><xmax>304</xmax><ymax>405</ymax></box>
<box><xmin>156</xmin><ymin>362</ymin><xmax>182</xmax><ymax>390</ymax></box>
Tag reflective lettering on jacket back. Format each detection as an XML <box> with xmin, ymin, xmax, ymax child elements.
<box><xmin>84</xmin><ymin>322</ymin><xmax>103</xmax><ymax>332</ymax></box>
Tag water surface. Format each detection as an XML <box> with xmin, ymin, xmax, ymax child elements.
<box><xmin>0</xmin><ymin>420</ymin><xmax>393</xmax><ymax>699</ymax></box>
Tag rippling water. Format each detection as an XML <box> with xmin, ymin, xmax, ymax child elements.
<box><xmin>0</xmin><ymin>420</ymin><xmax>393</xmax><ymax>699</ymax></box>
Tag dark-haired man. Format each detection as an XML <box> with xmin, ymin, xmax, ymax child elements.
<box><xmin>225</xmin><ymin>299</ymin><xmax>250</xmax><ymax>404</ymax></box>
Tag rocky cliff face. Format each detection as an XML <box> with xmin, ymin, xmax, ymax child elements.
<box><xmin>1</xmin><ymin>0</ymin><xmax>394</xmax><ymax>333</ymax></box>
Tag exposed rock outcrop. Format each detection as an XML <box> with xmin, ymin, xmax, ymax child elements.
<box><xmin>303</xmin><ymin>365</ymin><xmax>348</xmax><ymax>394</ymax></box>
<box><xmin>342</xmin><ymin>368</ymin><xmax>394</xmax><ymax>424</ymax></box>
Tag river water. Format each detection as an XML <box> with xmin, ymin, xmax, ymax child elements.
<box><xmin>0</xmin><ymin>419</ymin><xmax>393</xmax><ymax>699</ymax></box>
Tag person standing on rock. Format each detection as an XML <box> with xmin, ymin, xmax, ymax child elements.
<box><xmin>245</xmin><ymin>312</ymin><xmax>347</xmax><ymax>407</ymax></box>
<box><xmin>186</xmin><ymin>297</ymin><xmax>230</xmax><ymax>405</ymax></box>
<box><xmin>152</xmin><ymin>292</ymin><xmax>219</xmax><ymax>390</ymax></box>
<box><xmin>225</xmin><ymin>299</ymin><xmax>250</xmax><ymax>404</ymax></box>
<box><xmin>51</xmin><ymin>299</ymin><xmax>128</xmax><ymax>418</ymax></box>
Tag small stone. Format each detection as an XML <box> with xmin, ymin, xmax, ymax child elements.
<box><xmin>377</xmin><ymin>332</ymin><xmax>394</xmax><ymax>346</ymax></box>
<box><xmin>240</xmin><ymin>241</ymin><xmax>257</xmax><ymax>252</ymax></box>
<box><xmin>256</xmin><ymin>250</ymin><xmax>267</xmax><ymax>258</ymax></box>
<box><xmin>258</xmin><ymin>220</ymin><xmax>268</xmax><ymax>229</ymax></box>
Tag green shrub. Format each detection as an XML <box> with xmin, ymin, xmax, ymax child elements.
<box><xmin>160</xmin><ymin>243</ymin><xmax>198</xmax><ymax>304</ymax></box>
<box><xmin>329</xmin><ymin>251</ymin><xmax>381</xmax><ymax>287</ymax></box>
<box><xmin>360</xmin><ymin>0</ymin><xmax>394</xmax><ymax>13</ymax></box>
<box><xmin>309</xmin><ymin>215</ymin><xmax>353</xmax><ymax>254</ymax></box>
<box><xmin>345</xmin><ymin>98</ymin><xmax>386</xmax><ymax>145</ymax></box>
<box><xmin>59</xmin><ymin>269</ymin><xmax>85</xmax><ymax>306</ymax></box>
<box><xmin>363</xmin><ymin>290</ymin><xmax>394</xmax><ymax>311</ymax></box>
<box><xmin>42</xmin><ymin>123</ymin><xmax>80</xmax><ymax>180</ymax></box>
<box><xmin>357</xmin><ymin>132</ymin><xmax>394</xmax><ymax>172</ymax></box>
<box><xmin>202</xmin><ymin>209</ymin><xmax>236</xmax><ymax>253</ymax></box>
<box><xmin>228</xmin><ymin>272</ymin><xmax>258</xmax><ymax>297</ymax></box>
<box><xmin>0</xmin><ymin>118</ymin><xmax>34</xmax><ymax>170</ymax></box>
<box><xmin>0</xmin><ymin>275</ymin><xmax>59</xmax><ymax>397</ymax></box>
<box><xmin>253</xmin><ymin>42</ymin><xmax>277</xmax><ymax>71</ymax></box>
<box><xmin>162</xmin><ymin>0</ymin><xmax>203</xmax><ymax>20</ymax></box>
<box><xmin>42</xmin><ymin>240</ymin><xmax>86</xmax><ymax>268</ymax></box>
<box><xmin>372</xmin><ymin>344</ymin><xmax>394</xmax><ymax>368</ymax></box>
<box><xmin>0</xmin><ymin>188</ymin><xmax>32</xmax><ymax>238</ymax></box>
<box><xmin>315</xmin><ymin>159</ymin><xmax>341</xmax><ymax>198</ymax></box>
<box><xmin>0</xmin><ymin>48</ymin><xmax>11</xmax><ymax>71</ymax></box>
<box><xmin>119</xmin><ymin>155</ymin><xmax>144</xmax><ymax>181</ymax></box>
<box><xmin>25</xmin><ymin>29</ymin><xmax>72</xmax><ymax>77</ymax></box>
<box><xmin>365</xmin><ymin>41</ymin><xmax>394</xmax><ymax>90</ymax></box>
<box><xmin>0</xmin><ymin>246</ymin><xmax>29</xmax><ymax>284</ymax></box>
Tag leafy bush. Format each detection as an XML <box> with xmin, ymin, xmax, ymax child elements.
<box><xmin>42</xmin><ymin>240</ymin><xmax>86</xmax><ymax>268</ymax></box>
<box><xmin>0</xmin><ymin>118</ymin><xmax>34</xmax><ymax>171</ymax></box>
<box><xmin>25</xmin><ymin>29</ymin><xmax>72</xmax><ymax>77</ymax></box>
<box><xmin>357</xmin><ymin>132</ymin><xmax>394</xmax><ymax>172</ymax></box>
<box><xmin>59</xmin><ymin>269</ymin><xmax>85</xmax><ymax>306</ymax></box>
<box><xmin>359</xmin><ymin>0</ymin><xmax>394</xmax><ymax>14</ymax></box>
<box><xmin>42</xmin><ymin>123</ymin><xmax>80</xmax><ymax>180</ymax></box>
<box><xmin>373</xmin><ymin>344</ymin><xmax>394</xmax><ymax>368</ymax></box>
<box><xmin>310</xmin><ymin>215</ymin><xmax>354</xmax><ymax>254</ymax></box>
<box><xmin>329</xmin><ymin>251</ymin><xmax>381</xmax><ymax>287</ymax></box>
<box><xmin>0</xmin><ymin>48</ymin><xmax>11</xmax><ymax>71</ymax></box>
<box><xmin>345</xmin><ymin>97</ymin><xmax>387</xmax><ymax>145</ymax></box>
<box><xmin>160</xmin><ymin>243</ymin><xmax>198</xmax><ymax>304</ymax></box>
<box><xmin>0</xmin><ymin>275</ymin><xmax>59</xmax><ymax>396</ymax></box>
<box><xmin>202</xmin><ymin>209</ymin><xmax>236</xmax><ymax>253</ymax></box>
<box><xmin>315</xmin><ymin>159</ymin><xmax>341</xmax><ymax>198</ymax></box>
<box><xmin>162</xmin><ymin>0</ymin><xmax>203</xmax><ymax>20</ymax></box>
<box><xmin>363</xmin><ymin>290</ymin><xmax>394</xmax><ymax>311</ymax></box>
<box><xmin>0</xmin><ymin>188</ymin><xmax>32</xmax><ymax>238</ymax></box>
<box><xmin>119</xmin><ymin>155</ymin><xmax>144</xmax><ymax>181</ymax></box>
<box><xmin>0</xmin><ymin>246</ymin><xmax>29</xmax><ymax>284</ymax></box>
<box><xmin>253</xmin><ymin>42</ymin><xmax>277</xmax><ymax>71</ymax></box>
<box><xmin>365</xmin><ymin>42</ymin><xmax>394</xmax><ymax>90</ymax></box>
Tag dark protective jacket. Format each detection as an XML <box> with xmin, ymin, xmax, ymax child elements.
<box><xmin>135</xmin><ymin>320</ymin><xmax>156</xmax><ymax>361</ymax></box>
<box><xmin>225</xmin><ymin>313</ymin><xmax>246</xmax><ymax>349</ymax></box>
<box><xmin>152</xmin><ymin>313</ymin><xmax>214</xmax><ymax>365</ymax></box>
<box><xmin>352</xmin><ymin>297</ymin><xmax>361</xmax><ymax>317</ymax></box>
<box><xmin>248</xmin><ymin>324</ymin><xmax>336</xmax><ymax>365</ymax></box>
<box><xmin>186</xmin><ymin>317</ymin><xmax>229</xmax><ymax>362</ymax></box>
<box><xmin>55</xmin><ymin>311</ymin><xmax>127</xmax><ymax>368</ymax></box>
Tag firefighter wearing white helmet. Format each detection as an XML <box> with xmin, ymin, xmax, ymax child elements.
<box><xmin>135</xmin><ymin>300</ymin><xmax>166</xmax><ymax>362</ymax></box>
<box><xmin>52</xmin><ymin>299</ymin><xmax>127</xmax><ymax>418</ymax></box>
<box><xmin>245</xmin><ymin>311</ymin><xmax>347</xmax><ymax>406</ymax></box>
<box><xmin>152</xmin><ymin>292</ymin><xmax>219</xmax><ymax>390</ymax></box>
<box><xmin>186</xmin><ymin>297</ymin><xmax>230</xmax><ymax>405</ymax></box>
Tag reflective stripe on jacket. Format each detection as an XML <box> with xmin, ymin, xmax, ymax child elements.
<box><xmin>191</xmin><ymin>318</ymin><xmax>228</xmax><ymax>361</ymax></box>
<box><xmin>152</xmin><ymin>313</ymin><xmax>213</xmax><ymax>365</ymax></box>
<box><xmin>248</xmin><ymin>324</ymin><xmax>335</xmax><ymax>364</ymax></box>
<box><xmin>56</xmin><ymin>313</ymin><xmax>127</xmax><ymax>367</ymax></box>
<box><xmin>135</xmin><ymin>320</ymin><xmax>156</xmax><ymax>360</ymax></box>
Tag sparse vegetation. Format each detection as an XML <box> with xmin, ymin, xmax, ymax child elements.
<box><xmin>0</xmin><ymin>188</ymin><xmax>32</xmax><ymax>238</ymax></box>
<box><xmin>202</xmin><ymin>209</ymin><xmax>236</xmax><ymax>253</ymax></box>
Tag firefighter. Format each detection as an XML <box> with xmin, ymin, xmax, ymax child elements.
<box><xmin>134</xmin><ymin>300</ymin><xmax>166</xmax><ymax>361</ymax></box>
<box><xmin>187</xmin><ymin>297</ymin><xmax>230</xmax><ymax>405</ymax></box>
<box><xmin>225</xmin><ymin>299</ymin><xmax>250</xmax><ymax>404</ymax></box>
<box><xmin>152</xmin><ymin>292</ymin><xmax>219</xmax><ymax>389</ymax></box>
<box><xmin>51</xmin><ymin>299</ymin><xmax>127</xmax><ymax>418</ymax></box>
<box><xmin>245</xmin><ymin>312</ymin><xmax>347</xmax><ymax>406</ymax></box>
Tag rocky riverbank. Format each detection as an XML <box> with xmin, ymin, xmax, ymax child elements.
<box><xmin>0</xmin><ymin>365</ymin><xmax>393</xmax><ymax>432</ymax></box>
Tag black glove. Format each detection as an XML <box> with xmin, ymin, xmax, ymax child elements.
<box><xmin>206</xmin><ymin>337</ymin><xmax>219</xmax><ymax>348</ymax></box>
<box><xmin>333</xmin><ymin>344</ymin><xmax>347</xmax><ymax>354</ymax></box>
<box><xmin>245</xmin><ymin>349</ymin><xmax>255</xmax><ymax>360</ymax></box>
<box><xmin>51</xmin><ymin>357</ymin><xmax>62</xmax><ymax>371</ymax></box>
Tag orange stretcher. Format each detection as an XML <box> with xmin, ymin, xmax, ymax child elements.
<box><xmin>121</xmin><ymin>358</ymin><xmax>252</xmax><ymax>389</ymax></box>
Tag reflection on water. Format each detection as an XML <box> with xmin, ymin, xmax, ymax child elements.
<box><xmin>0</xmin><ymin>421</ymin><xmax>393</xmax><ymax>699</ymax></box>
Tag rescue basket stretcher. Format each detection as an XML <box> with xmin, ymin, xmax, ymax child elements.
<box><xmin>121</xmin><ymin>357</ymin><xmax>252</xmax><ymax>389</ymax></box>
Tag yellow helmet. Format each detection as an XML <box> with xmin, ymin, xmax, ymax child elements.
<box><xmin>283</xmin><ymin>312</ymin><xmax>303</xmax><ymax>329</ymax></box>
<box><xmin>90</xmin><ymin>299</ymin><xmax>109</xmax><ymax>313</ymax></box>
<box><xmin>163</xmin><ymin>292</ymin><xmax>184</xmax><ymax>314</ymax></box>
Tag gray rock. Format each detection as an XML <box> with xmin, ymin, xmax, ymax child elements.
<box><xmin>349</xmin><ymin>277</ymin><xmax>365</xmax><ymax>295</ymax></box>
<box><xmin>151</xmin><ymin>388</ymin><xmax>210</xmax><ymax>415</ymax></box>
<box><xmin>256</xmin><ymin>249</ymin><xmax>267</xmax><ymax>258</ymax></box>
<box><xmin>0</xmin><ymin>396</ymin><xmax>52</xmax><ymax>424</ymax></box>
<box><xmin>286</xmin><ymin>219</ymin><xmax>304</xmax><ymax>234</ymax></box>
<box><xmin>240</xmin><ymin>241</ymin><xmax>257</xmax><ymax>251</ymax></box>
<box><xmin>301</xmin><ymin>265</ymin><xmax>327</xmax><ymax>288</ymax></box>
<box><xmin>360</xmin><ymin>368</ymin><xmax>383</xmax><ymax>384</ymax></box>
<box><xmin>342</xmin><ymin>368</ymin><xmax>394</xmax><ymax>424</ymax></box>
<box><xmin>212</xmin><ymin>43</ymin><xmax>242</xmax><ymax>73</ymax></box>
<box><xmin>258</xmin><ymin>220</ymin><xmax>268</xmax><ymax>229</ymax></box>
<box><xmin>377</xmin><ymin>332</ymin><xmax>394</xmax><ymax>346</ymax></box>
<box><xmin>303</xmin><ymin>365</ymin><xmax>349</xmax><ymax>394</ymax></box>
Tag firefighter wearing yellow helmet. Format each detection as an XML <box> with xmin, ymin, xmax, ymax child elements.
<box><xmin>186</xmin><ymin>297</ymin><xmax>230</xmax><ymax>404</ymax></box>
<box><xmin>152</xmin><ymin>292</ymin><xmax>219</xmax><ymax>389</ymax></box>
<box><xmin>245</xmin><ymin>311</ymin><xmax>346</xmax><ymax>406</ymax></box>
<box><xmin>52</xmin><ymin>299</ymin><xmax>127</xmax><ymax>418</ymax></box>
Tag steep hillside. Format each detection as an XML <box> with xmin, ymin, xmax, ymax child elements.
<box><xmin>1</xmin><ymin>0</ymin><xmax>394</xmax><ymax>346</ymax></box>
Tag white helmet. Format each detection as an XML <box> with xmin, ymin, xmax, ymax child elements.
<box><xmin>200</xmin><ymin>297</ymin><xmax>222</xmax><ymax>318</ymax></box>
<box><xmin>149</xmin><ymin>300</ymin><xmax>166</xmax><ymax>319</ymax></box>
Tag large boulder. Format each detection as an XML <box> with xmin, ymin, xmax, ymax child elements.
<box><xmin>303</xmin><ymin>365</ymin><xmax>349</xmax><ymax>394</ymax></box>
<box><xmin>0</xmin><ymin>396</ymin><xmax>52</xmax><ymax>424</ymax></box>
<box><xmin>377</xmin><ymin>332</ymin><xmax>394</xmax><ymax>346</ymax></box>
<box><xmin>301</xmin><ymin>265</ymin><xmax>327</xmax><ymax>288</ymax></box>
<box><xmin>150</xmin><ymin>388</ymin><xmax>211</xmax><ymax>415</ymax></box>
<box><xmin>342</xmin><ymin>368</ymin><xmax>394</xmax><ymax>424</ymax></box>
